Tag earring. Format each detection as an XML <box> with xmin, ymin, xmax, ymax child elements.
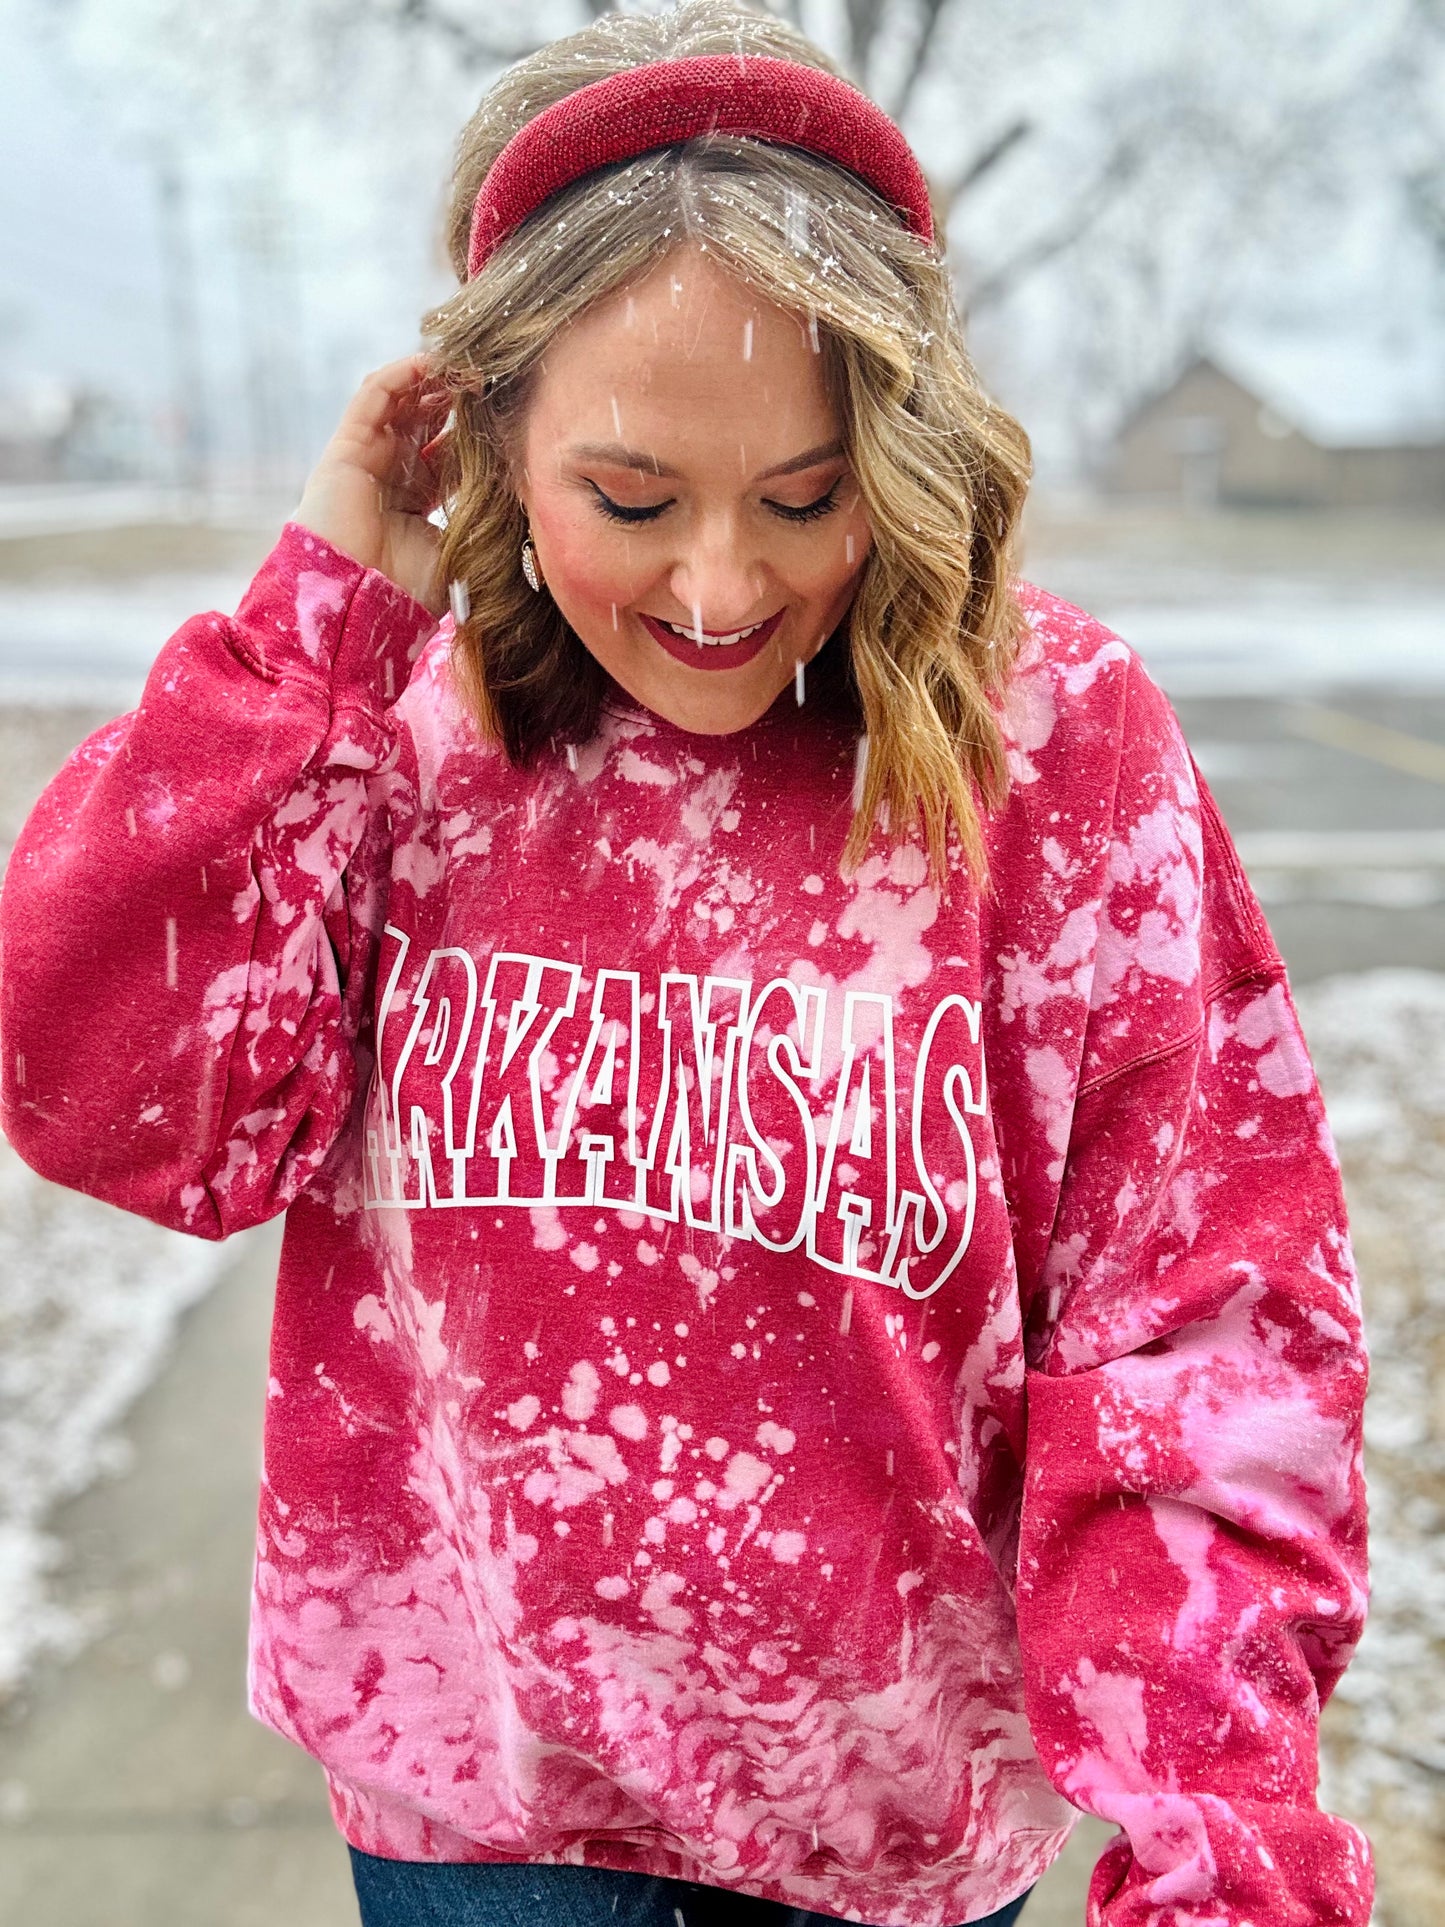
<box><xmin>521</xmin><ymin>534</ymin><xmax>542</xmax><ymax>593</ymax></box>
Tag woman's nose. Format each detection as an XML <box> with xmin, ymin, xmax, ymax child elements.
<box><xmin>667</xmin><ymin>524</ymin><xmax>769</xmax><ymax>631</ymax></box>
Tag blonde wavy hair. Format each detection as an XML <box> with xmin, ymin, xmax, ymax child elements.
<box><xmin>422</xmin><ymin>0</ymin><xmax>1031</xmax><ymax>888</ymax></box>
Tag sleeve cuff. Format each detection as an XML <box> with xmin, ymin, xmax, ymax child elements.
<box><xmin>232</xmin><ymin>519</ymin><xmax>441</xmax><ymax>712</ymax></box>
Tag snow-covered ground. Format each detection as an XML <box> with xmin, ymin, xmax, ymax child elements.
<box><xmin>0</xmin><ymin>1142</ymin><xmax>232</xmax><ymax>1693</ymax></box>
<box><xmin>0</xmin><ymin>566</ymin><xmax>1443</xmax><ymax>708</ymax></box>
<box><xmin>1098</xmin><ymin>590</ymin><xmax>1445</xmax><ymax>699</ymax></box>
<box><xmin>0</xmin><ymin>572</ymin><xmax>254</xmax><ymax>710</ymax></box>
<box><xmin>1298</xmin><ymin>972</ymin><xmax>1445</xmax><ymax>1920</ymax></box>
<box><xmin>0</xmin><ymin>488</ymin><xmax>208</xmax><ymax>540</ymax></box>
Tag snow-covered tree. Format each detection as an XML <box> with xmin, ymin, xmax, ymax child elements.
<box><xmin>30</xmin><ymin>0</ymin><xmax>1445</xmax><ymax>475</ymax></box>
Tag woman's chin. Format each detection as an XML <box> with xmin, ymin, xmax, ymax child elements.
<box><xmin>615</xmin><ymin>665</ymin><xmax>787</xmax><ymax>735</ymax></box>
<box><xmin>588</xmin><ymin>634</ymin><xmax>799</xmax><ymax>735</ymax></box>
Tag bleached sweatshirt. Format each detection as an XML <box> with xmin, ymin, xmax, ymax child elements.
<box><xmin>0</xmin><ymin>523</ymin><xmax>1371</xmax><ymax>1927</ymax></box>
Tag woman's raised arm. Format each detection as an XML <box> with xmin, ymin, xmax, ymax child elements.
<box><xmin>0</xmin><ymin>359</ymin><xmax>446</xmax><ymax>1238</ymax></box>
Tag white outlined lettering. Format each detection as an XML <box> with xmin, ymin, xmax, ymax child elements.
<box><xmin>363</xmin><ymin>939</ymin><xmax>987</xmax><ymax>1299</ymax></box>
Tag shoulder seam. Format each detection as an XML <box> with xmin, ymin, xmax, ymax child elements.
<box><xmin>223</xmin><ymin>548</ymin><xmax>373</xmax><ymax>696</ymax></box>
<box><xmin>1073</xmin><ymin>958</ymin><xmax>1286</xmax><ymax>1101</ymax></box>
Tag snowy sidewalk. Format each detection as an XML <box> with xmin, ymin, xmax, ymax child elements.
<box><xmin>0</xmin><ymin>1225</ymin><xmax>361</xmax><ymax>1927</ymax></box>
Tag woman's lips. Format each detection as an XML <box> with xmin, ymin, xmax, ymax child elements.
<box><xmin>637</xmin><ymin>608</ymin><xmax>785</xmax><ymax>671</ymax></box>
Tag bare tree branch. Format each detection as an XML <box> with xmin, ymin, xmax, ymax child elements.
<box><xmin>886</xmin><ymin>0</ymin><xmax>951</xmax><ymax>122</ymax></box>
<box><xmin>371</xmin><ymin>0</ymin><xmax>539</xmax><ymax>69</ymax></box>
<box><xmin>1404</xmin><ymin>169</ymin><xmax>1445</xmax><ymax>263</ymax></box>
<box><xmin>838</xmin><ymin>0</ymin><xmax>888</xmax><ymax>78</ymax></box>
<box><xmin>933</xmin><ymin>115</ymin><xmax>1031</xmax><ymax>223</ymax></box>
<box><xmin>962</xmin><ymin>136</ymin><xmax>1144</xmax><ymax>313</ymax></box>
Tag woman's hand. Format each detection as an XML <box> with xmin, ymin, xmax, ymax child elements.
<box><xmin>292</xmin><ymin>353</ymin><xmax>451</xmax><ymax>616</ymax></box>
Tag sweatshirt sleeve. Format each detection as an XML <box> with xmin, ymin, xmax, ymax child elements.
<box><xmin>0</xmin><ymin>521</ymin><xmax>439</xmax><ymax>1238</ymax></box>
<box><xmin>1014</xmin><ymin>658</ymin><xmax>1373</xmax><ymax>1924</ymax></box>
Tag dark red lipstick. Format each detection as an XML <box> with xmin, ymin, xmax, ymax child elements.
<box><xmin>637</xmin><ymin>608</ymin><xmax>785</xmax><ymax>671</ymax></box>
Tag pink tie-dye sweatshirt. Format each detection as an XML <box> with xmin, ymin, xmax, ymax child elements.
<box><xmin>0</xmin><ymin>523</ymin><xmax>1371</xmax><ymax>1926</ymax></box>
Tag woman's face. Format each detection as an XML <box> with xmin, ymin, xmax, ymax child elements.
<box><xmin>516</xmin><ymin>244</ymin><xmax>872</xmax><ymax>735</ymax></box>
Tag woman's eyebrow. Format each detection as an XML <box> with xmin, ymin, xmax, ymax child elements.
<box><xmin>754</xmin><ymin>440</ymin><xmax>845</xmax><ymax>480</ymax></box>
<box><xmin>566</xmin><ymin>439</ymin><xmax>845</xmax><ymax>482</ymax></box>
<box><xmin>568</xmin><ymin>443</ymin><xmax>681</xmax><ymax>478</ymax></box>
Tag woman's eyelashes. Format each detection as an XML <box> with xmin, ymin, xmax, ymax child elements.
<box><xmin>586</xmin><ymin>485</ymin><xmax>672</xmax><ymax>525</ymax></box>
<box><xmin>585</xmin><ymin>479</ymin><xmax>842</xmax><ymax>526</ymax></box>
<box><xmin>772</xmin><ymin>479</ymin><xmax>841</xmax><ymax>523</ymax></box>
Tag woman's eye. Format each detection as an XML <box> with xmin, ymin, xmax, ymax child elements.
<box><xmin>588</xmin><ymin>484</ymin><xmax>672</xmax><ymax>524</ymax></box>
<box><xmin>586</xmin><ymin>479</ymin><xmax>843</xmax><ymax>526</ymax></box>
<box><xmin>767</xmin><ymin>481</ymin><xmax>841</xmax><ymax>524</ymax></box>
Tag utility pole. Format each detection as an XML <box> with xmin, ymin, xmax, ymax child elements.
<box><xmin>231</xmin><ymin>166</ymin><xmax>308</xmax><ymax>505</ymax></box>
<box><xmin>154</xmin><ymin>147</ymin><xmax>210</xmax><ymax>510</ymax></box>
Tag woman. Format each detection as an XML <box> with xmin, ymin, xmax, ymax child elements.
<box><xmin>0</xmin><ymin>5</ymin><xmax>1371</xmax><ymax>1925</ymax></box>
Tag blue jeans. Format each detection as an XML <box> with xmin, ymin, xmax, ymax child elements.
<box><xmin>348</xmin><ymin>1848</ymin><xmax>1034</xmax><ymax>1926</ymax></box>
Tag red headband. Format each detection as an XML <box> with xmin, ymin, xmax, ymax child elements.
<box><xmin>466</xmin><ymin>55</ymin><xmax>934</xmax><ymax>278</ymax></box>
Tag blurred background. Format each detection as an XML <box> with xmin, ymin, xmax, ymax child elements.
<box><xmin>0</xmin><ymin>1</ymin><xmax>1441</xmax><ymax>1922</ymax></box>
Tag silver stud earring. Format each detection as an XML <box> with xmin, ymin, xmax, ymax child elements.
<box><xmin>520</xmin><ymin>535</ymin><xmax>541</xmax><ymax>593</ymax></box>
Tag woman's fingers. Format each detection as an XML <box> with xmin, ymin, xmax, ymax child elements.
<box><xmin>387</xmin><ymin>399</ymin><xmax>451</xmax><ymax>514</ymax></box>
<box><xmin>349</xmin><ymin>354</ymin><xmax>434</xmax><ymax>431</ymax></box>
<box><xmin>330</xmin><ymin>355</ymin><xmax>448</xmax><ymax>482</ymax></box>
<box><xmin>385</xmin><ymin>447</ymin><xmax>443</xmax><ymax>519</ymax></box>
<box><xmin>292</xmin><ymin>352</ymin><xmax>453</xmax><ymax>599</ymax></box>
<box><xmin>392</xmin><ymin>383</ymin><xmax>451</xmax><ymax>476</ymax></box>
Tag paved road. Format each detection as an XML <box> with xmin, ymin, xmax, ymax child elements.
<box><xmin>0</xmin><ymin>680</ymin><xmax>1439</xmax><ymax>1925</ymax></box>
<box><xmin>1174</xmin><ymin>690</ymin><xmax>1445</xmax><ymax>983</ymax></box>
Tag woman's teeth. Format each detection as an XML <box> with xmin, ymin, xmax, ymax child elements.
<box><xmin>659</xmin><ymin>617</ymin><xmax>767</xmax><ymax>648</ymax></box>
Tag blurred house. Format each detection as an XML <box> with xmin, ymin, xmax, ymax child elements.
<box><xmin>0</xmin><ymin>375</ymin><xmax>139</xmax><ymax>482</ymax></box>
<box><xmin>1102</xmin><ymin>339</ymin><xmax>1445</xmax><ymax>509</ymax></box>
